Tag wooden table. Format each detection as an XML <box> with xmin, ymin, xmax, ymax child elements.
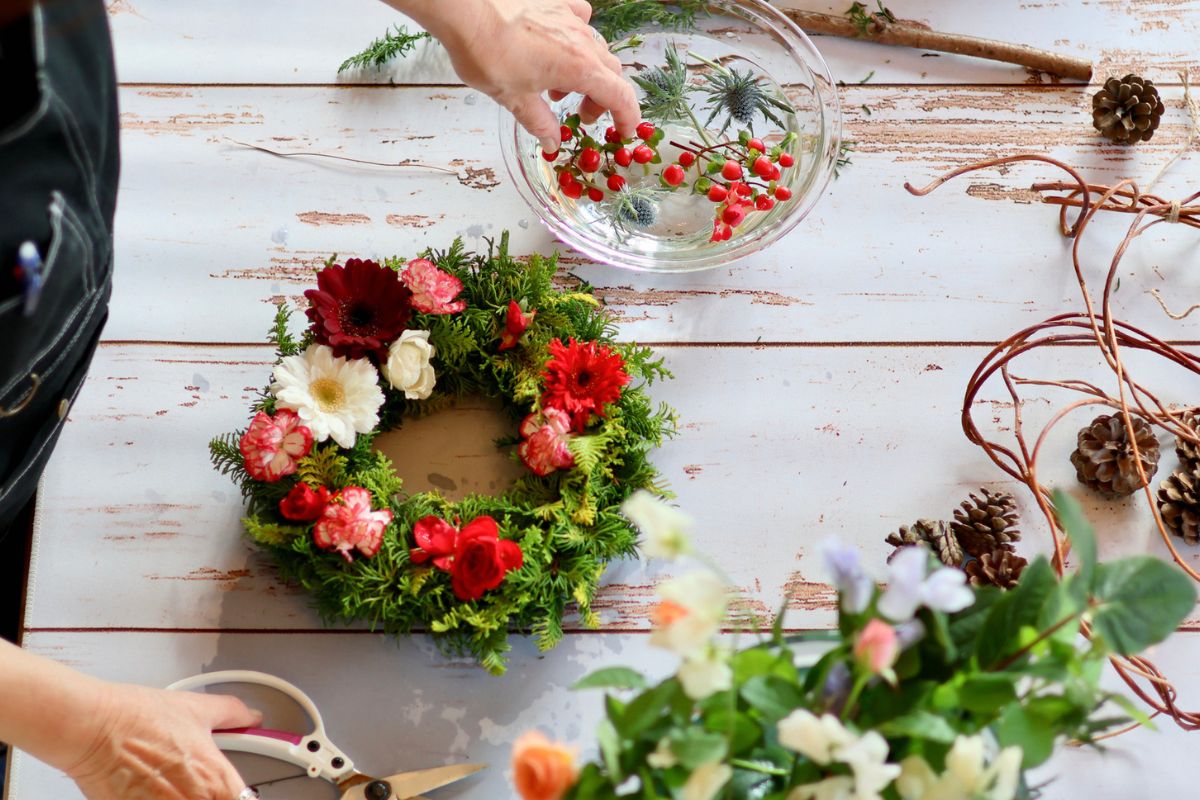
<box><xmin>9</xmin><ymin>1</ymin><xmax>1200</xmax><ymax>796</ymax></box>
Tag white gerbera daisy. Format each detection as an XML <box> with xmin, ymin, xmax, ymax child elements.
<box><xmin>271</xmin><ymin>344</ymin><xmax>384</xmax><ymax>448</ymax></box>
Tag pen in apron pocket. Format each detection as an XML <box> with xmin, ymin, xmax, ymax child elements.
<box><xmin>16</xmin><ymin>240</ymin><xmax>43</xmax><ymax>317</ymax></box>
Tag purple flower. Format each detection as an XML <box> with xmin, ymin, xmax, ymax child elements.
<box><xmin>819</xmin><ymin>538</ymin><xmax>874</xmax><ymax>614</ymax></box>
<box><xmin>878</xmin><ymin>546</ymin><xmax>974</xmax><ymax>622</ymax></box>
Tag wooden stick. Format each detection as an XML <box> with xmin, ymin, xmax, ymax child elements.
<box><xmin>780</xmin><ymin>8</ymin><xmax>1093</xmax><ymax>82</ymax></box>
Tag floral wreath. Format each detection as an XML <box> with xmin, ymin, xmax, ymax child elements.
<box><xmin>210</xmin><ymin>235</ymin><xmax>676</xmax><ymax>672</ymax></box>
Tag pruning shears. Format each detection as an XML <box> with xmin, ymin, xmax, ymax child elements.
<box><xmin>168</xmin><ymin>670</ymin><xmax>485</xmax><ymax>799</ymax></box>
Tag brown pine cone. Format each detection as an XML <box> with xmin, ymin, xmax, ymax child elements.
<box><xmin>1174</xmin><ymin>408</ymin><xmax>1200</xmax><ymax>471</ymax></box>
<box><xmin>951</xmin><ymin>488</ymin><xmax>1021</xmax><ymax>558</ymax></box>
<box><xmin>1070</xmin><ymin>413</ymin><xmax>1160</xmax><ymax>499</ymax></box>
<box><xmin>1092</xmin><ymin>74</ymin><xmax>1165</xmax><ymax>144</ymax></box>
<box><xmin>886</xmin><ymin>519</ymin><xmax>962</xmax><ymax>567</ymax></box>
<box><xmin>1158</xmin><ymin>469</ymin><xmax>1200</xmax><ymax>545</ymax></box>
<box><xmin>964</xmin><ymin>548</ymin><xmax>1028</xmax><ymax>589</ymax></box>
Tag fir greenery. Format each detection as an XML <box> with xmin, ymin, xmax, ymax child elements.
<box><xmin>591</xmin><ymin>0</ymin><xmax>709</xmax><ymax>42</ymax></box>
<box><xmin>337</xmin><ymin>25</ymin><xmax>430</xmax><ymax>73</ymax></box>
<box><xmin>210</xmin><ymin>234</ymin><xmax>676</xmax><ymax>673</ymax></box>
<box><xmin>846</xmin><ymin>1</ymin><xmax>896</xmax><ymax>38</ymax></box>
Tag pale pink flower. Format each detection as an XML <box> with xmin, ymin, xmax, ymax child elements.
<box><xmin>518</xmin><ymin>408</ymin><xmax>575</xmax><ymax>476</ymax></box>
<box><xmin>402</xmin><ymin>258</ymin><xmax>466</xmax><ymax>314</ymax></box>
<box><xmin>239</xmin><ymin>409</ymin><xmax>313</xmax><ymax>482</ymax></box>
<box><xmin>313</xmin><ymin>486</ymin><xmax>393</xmax><ymax>562</ymax></box>
<box><xmin>854</xmin><ymin>618</ymin><xmax>899</xmax><ymax>675</ymax></box>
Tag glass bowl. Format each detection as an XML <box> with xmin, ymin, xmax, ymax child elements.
<box><xmin>498</xmin><ymin>0</ymin><xmax>841</xmax><ymax>272</ymax></box>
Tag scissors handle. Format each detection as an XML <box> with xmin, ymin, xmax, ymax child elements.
<box><xmin>167</xmin><ymin>670</ymin><xmax>357</xmax><ymax>784</ymax></box>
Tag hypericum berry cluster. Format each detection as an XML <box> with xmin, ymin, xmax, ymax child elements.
<box><xmin>544</xmin><ymin>116</ymin><xmax>664</xmax><ymax>203</ymax></box>
<box><xmin>542</xmin><ymin>117</ymin><xmax>799</xmax><ymax>242</ymax></box>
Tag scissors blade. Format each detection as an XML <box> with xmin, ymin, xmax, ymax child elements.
<box><xmin>339</xmin><ymin>763</ymin><xmax>486</xmax><ymax>800</ymax></box>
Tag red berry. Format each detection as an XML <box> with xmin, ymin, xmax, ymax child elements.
<box><xmin>736</xmin><ymin>183</ymin><xmax>753</xmax><ymax>197</ymax></box>
<box><xmin>558</xmin><ymin>169</ymin><xmax>576</xmax><ymax>188</ymax></box>
<box><xmin>774</xmin><ymin>186</ymin><xmax>792</xmax><ymax>201</ymax></box>
<box><xmin>678</xmin><ymin>151</ymin><xmax>696</xmax><ymax>168</ymax></box>
<box><xmin>633</xmin><ymin>144</ymin><xmax>655</xmax><ymax>164</ymax></box>
<box><xmin>663</xmin><ymin>164</ymin><xmax>685</xmax><ymax>186</ymax></box>
<box><xmin>542</xmin><ymin>149</ymin><xmax>560</xmax><ymax>161</ymax></box>
<box><xmin>753</xmin><ymin>155</ymin><xmax>773</xmax><ymax>178</ymax></box>
<box><xmin>768</xmin><ymin>164</ymin><xmax>781</xmax><ymax>181</ymax></box>
<box><xmin>755</xmin><ymin>195</ymin><xmax>775</xmax><ymax>211</ymax></box>
<box><xmin>748</xmin><ymin>138</ymin><xmax>765</xmax><ymax>153</ymax></box>
<box><xmin>778</xmin><ymin>152</ymin><xmax>795</xmax><ymax>168</ymax></box>
<box><xmin>720</xmin><ymin>224</ymin><xmax>733</xmax><ymax>241</ymax></box>
<box><xmin>721</xmin><ymin>160</ymin><xmax>742</xmax><ymax>180</ymax></box>
<box><xmin>722</xmin><ymin>204</ymin><xmax>746</xmax><ymax>226</ymax></box>
<box><xmin>604</xmin><ymin>126</ymin><xmax>621</xmax><ymax>143</ymax></box>
<box><xmin>614</xmin><ymin>148</ymin><xmax>633</xmax><ymax>167</ymax></box>
<box><xmin>562</xmin><ymin>181</ymin><xmax>583</xmax><ymax>199</ymax></box>
<box><xmin>636</xmin><ymin>121</ymin><xmax>656</xmax><ymax>140</ymax></box>
<box><xmin>578</xmin><ymin>148</ymin><xmax>601</xmax><ymax>173</ymax></box>
<box><xmin>560</xmin><ymin>125</ymin><xmax>573</xmax><ymax>142</ymax></box>
<box><xmin>707</xmin><ymin>185</ymin><xmax>728</xmax><ymax>203</ymax></box>
<box><xmin>607</xmin><ymin>174</ymin><xmax>626</xmax><ymax>191</ymax></box>
<box><xmin>587</xmin><ymin>187</ymin><xmax>605</xmax><ymax>202</ymax></box>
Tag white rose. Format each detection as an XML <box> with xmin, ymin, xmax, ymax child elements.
<box><xmin>384</xmin><ymin>330</ymin><xmax>437</xmax><ymax>399</ymax></box>
<box><xmin>621</xmin><ymin>490</ymin><xmax>693</xmax><ymax>559</ymax></box>
<box><xmin>681</xmin><ymin>762</ymin><xmax>732</xmax><ymax>800</ymax></box>
<box><xmin>648</xmin><ymin>571</ymin><xmax>728</xmax><ymax>658</ymax></box>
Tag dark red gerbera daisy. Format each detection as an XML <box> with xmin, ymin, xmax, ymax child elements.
<box><xmin>540</xmin><ymin>338</ymin><xmax>630</xmax><ymax>431</ymax></box>
<box><xmin>304</xmin><ymin>259</ymin><xmax>413</xmax><ymax>360</ymax></box>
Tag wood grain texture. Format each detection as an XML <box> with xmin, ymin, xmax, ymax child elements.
<box><xmin>8</xmin><ymin>630</ymin><xmax>1200</xmax><ymax>799</ymax></box>
<box><xmin>109</xmin><ymin>85</ymin><xmax>1200</xmax><ymax>344</ymax></box>
<box><xmin>23</xmin><ymin>342</ymin><xmax>1200</xmax><ymax>633</ymax></box>
<box><xmin>106</xmin><ymin>0</ymin><xmax>1200</xmax><ymax>86</ymax></box>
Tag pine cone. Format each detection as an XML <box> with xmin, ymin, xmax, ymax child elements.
<box><xmin>1092</xmin><ymin>74</ymin><xmax>1165</xmax><ymax>144</ymax></box>
<box><xmin>951</xmin><ymin>489</ymin><xmax>1021</xmax><ymax>558</ymax></box>
<box><xmin>1070</xmin><ymin>413</ymin><xmax>1160</xmax><ymax>498</ymax></box>
<box><xmin>1158</xmin><ymin>469</ymin><xmax>1200</xmax><ymax>545</ymax></box>
<box><xmin>964</xmin><ymin>548</ymin><xmax>1028</xmax><ymax>589</ymax></box>
<box><xmin>1174</xmin><ymin>407</ymin><xmax>1200</xmax><ymax>471</ymax></box>
<box><xmin>886</xmin><ymin>519</ymin><xmax>962</xmax><ymax>567</ymax></box>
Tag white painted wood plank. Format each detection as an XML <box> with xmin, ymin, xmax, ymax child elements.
<box><xmin>8</xmin><ymin>630</ymin><xmax>1200</xmax><ymax>798</ymax></box>
<box><xmin>107</xmin><ymin>0</ymin><xmax>1200</xmax><ymax>86</ymax></box>
<box><xmin>24</xmin><ymin>342</ymin><xmax>1200</xmax><ymax>632</ymax></box>
<box><xmin>107</xmin><ymin>84</ymin><xmax>1200</xmax><ymax>344</ymax></box>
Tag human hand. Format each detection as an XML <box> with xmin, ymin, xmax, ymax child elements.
<box><xmin>393</xmin><ymin>0</ymin><xmax>640</xmax><ymax>153</ymax></box>
<box><xmin>65</xmin><ymin>681</ymin><xmax>261</xmax><ymax>800</ymax></box>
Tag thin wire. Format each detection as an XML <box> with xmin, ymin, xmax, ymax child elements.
<box><xmin>223</xmin><ymin>137</ymin><xmax>459</xmax><ymax>174</ymax></box>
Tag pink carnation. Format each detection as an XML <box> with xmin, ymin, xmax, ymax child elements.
<box><xmin>239</xmin><ymin>409</ymin><xmax>313</xmax><ymax>482</ymax></box>
<box><xmin>313</xmin><ymin>486</ymin><xmax>394</xmax><ymax>562</ymax></box>
<box><xmin>402</xmin><ymin>258</ymin><xmax>466</xmax><ymax>315</ymax></box>
<box><xmin>518</xmin><ymin>408</ymin><xmax>576</xmax><ymax>477</ymax></box>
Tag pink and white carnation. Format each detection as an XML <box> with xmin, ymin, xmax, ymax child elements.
<box><xmin>518</xmin><ymin>408</ymin><xmax>576</xmax><ymax>476</ymax></box>
<box><xmin>313</xmin><ymin>486</ymin><xmax>393</xmax><ymax>562</ymax></box>
<box><xmin>402</xmin><ymin>258</ymin><xmax>466</xmax><ymax>315</ymax></box>
<box><xmin>238</xmin><ymin>409</ymin><xmax>313</xmax><ymax>482</ymax></box>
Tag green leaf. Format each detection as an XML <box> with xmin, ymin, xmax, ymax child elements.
<box><xmin>619</xmin><ymin>680</ymin><xmax>679</xmax><ymax>738</ymax></box>
<box><xmin>572</xmin><ymin>666</ymin><xmax>648</xmax><ymax>691</ymax></box>
<box><xmin>669</xmin><ymin>729</ymin><xmax>728</xmax><ymax>769</ymax></box>
<box><xmin>977</xmin><ymin>557</ymin><xmax>1057</xmax><ymax>668</ymax></box>
<box><xmin>1052</xmin><ymin>489</ymin><xmax>1096</xmax><ymax>588</ymax></box>
<box><xmin>877</xmin><ymin>710</ymin><xmax>960</xmax><ymax>744</ymax></box>
<box><xmin>959</xmin><ymin>674</ymin><xmax>1017</xmax><ymax>713</ymax></box>
<box><xmin>995</xmin><ymin>705</ymin><xmax>1056</xmax><ymax>769</ymax></box>
<box><xmin>740</xmin><ymin>675</ymin><xmax>805</xmax><ymax>722</ymax></box>
<box><xmin>596</xmin><ymin>719</ymin><xmax>623</xmax><ymax>782</ymax></box>
<box><xmin>1091</xmin><ymin>556</ymin><xmax>1197</xmax><ymax>655</ymax></box>
<box><xmin>704</xmin><ymin>706</ymin><xmax>761</xmax><ymax>754</ymax></box>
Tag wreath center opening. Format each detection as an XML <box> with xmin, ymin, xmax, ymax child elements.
<box><xmin>372</xmin><ymin>395</ymin><xmax>526</xmax><ymax>502</ymax></box>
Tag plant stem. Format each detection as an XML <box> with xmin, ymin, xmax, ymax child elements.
<box><xmin>990</xmin><ymin>611</ymin><xmax>1082</xmax><ymax>672</ymax></box>
<box><xmin>780</xmin><ymin>8</ymin><xmax>1091</xmax><ymax>81</ymax></box>
<box><xmin>683</xmin><ymin>104</ymin><xmax>715</xmax><ymax>147</ymax></box>
<box><xmin>729</xmin><ymin>759</ymin><xmax>790</xmax><ymax>776</ymax></box>
<box><xmin>841</xmin><ymin>673</ymin><xmax>870</xmax><ymax>721</ymax></box>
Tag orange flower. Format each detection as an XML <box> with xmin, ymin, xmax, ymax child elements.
<box><xmin>512</xmin><ymin>731</ymin><xmax>577</xmax><ymax>800</ymax></box>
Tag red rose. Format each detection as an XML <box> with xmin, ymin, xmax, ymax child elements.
<box><xmin>410</xmin><ymin>515</ymin><xmax>458</xmax><ymax>569</ymax></box>
<box><xmin>279</xmin><ymin>483</ymin><xmax>330</xmax><ymax>522</ymax></box>
<box><xmin>450</xmin><ymin>519</ymin><xmax>523</xmax><ymax>601</ymax></box>
<box><xmin>499</xmin><ymin>300</ymin><xmax>536</xmax><ymax>351</ymax></box>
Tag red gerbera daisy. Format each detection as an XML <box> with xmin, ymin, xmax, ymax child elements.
<box><xmin>304</xmin><ymin>258</ymin><xmax>413</xmax><ymax>360</ymax></box>
<box><xmin>540</xmin><ymin>338</ymin><xmax>630</xmax><ymax>431</ymax></box>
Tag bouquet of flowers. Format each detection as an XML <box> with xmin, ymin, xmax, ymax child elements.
<box><xmin>510</xmin><ymin>490</ymin><xmax>1195</xmax><ymax>800</ymax></box>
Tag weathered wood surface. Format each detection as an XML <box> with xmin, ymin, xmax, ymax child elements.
<box><xmin>11</xmin><ymin>631</ymin><xmax>1200</xmax><ymax>799</ymax></box>
<box><xmin>11</xmin><ymin>1</ymin><xmax>1200</xmax><ymax>797</ymax></box>
<box><xmin>22</xmin><ymin>342</ymin><xmax>1200</xmax><ymax>633</ymax></box>
<box><xmin>110</xmin><ymin>84</ymin><xmax>1200</xmax><ymax>344</ymax></box>
<box><xmin>107</xmin><ymin>0</ymin><xmax>1200</xmax><ymax>86</ymax></box>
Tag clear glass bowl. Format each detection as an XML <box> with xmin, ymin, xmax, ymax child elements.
<box><xmin>498</xmin><ymin>0</ymin><xmax>841</xmax><ymax>272</ymax></box>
